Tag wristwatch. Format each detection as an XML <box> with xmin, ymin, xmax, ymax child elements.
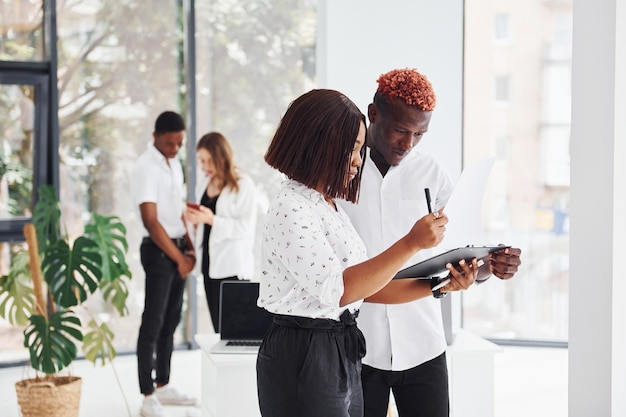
<box><xmin>430</xmin><ymin>278</ymin><xmax>448</xmax><ymax>299</ymax></box>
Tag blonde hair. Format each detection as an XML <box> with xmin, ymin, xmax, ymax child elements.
<box><xmin>196</xmin><ymin>132</ymin><xmax>239</xmax><ymax>192</ymax></box>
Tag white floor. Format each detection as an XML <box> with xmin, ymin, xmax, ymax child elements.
<box><xmin>0</xmin><ymin>344</ymin><xmax>567</xmax><ymax>417</ymax></box>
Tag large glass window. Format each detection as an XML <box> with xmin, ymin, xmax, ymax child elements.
<box><xmin>0</xmin><ymin>0</ymin><xmax>187</xmax><ymax>362</ymax></box>
<box><xmin>0</xmin><ymin>0</ymin><xmax>318</xmax><ymax>363</ymax></box>
<box><xmin>463</xmin><ymin>0</ymin><xmax>572</xmax><ymax>343</ymax></box>
<box><xmin>0</xmin><ymin>0</ymin><xmax>49</xmax><ymax>362</ymax></box>
<box><xmin>53</xmin><ymin>0</ymin><xmax>189</xmax><ymax>353</ymax></box>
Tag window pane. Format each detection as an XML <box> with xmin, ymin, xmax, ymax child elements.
<box><xmin>493</xmin><ymin>13</ymin><xmax>510</xmax><ymax>42</ymax></box>
<box><xmin>0</xmin><ymin>0</ymin><xmax>44</xmax><ymax>61</ymax></box>
<box><xmin>54</xmin><ymin>0</ymin><xmax>187</xmax><ymax>354</ymax></box>
<box><xmin>0</xmin><ymin>84</ymin><xmax>34</xmax><ymax>219</ymax></box>
<box><xmin>494</xmin><ymin>74</ymin><xmax>510</xmax><ymax>103</ymax></box>
<box><xmin>193</xmin><ymin>0</ymin><xmax>317</xmax><ymax>334</ymax></box>
<box><xmin>463</xmin><ymin>0</ymin><xmax>572</xmax><ymax>342</ymax></box>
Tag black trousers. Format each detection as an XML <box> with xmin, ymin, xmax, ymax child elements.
<box><xmin>136</xmin><ymin>238</ymin><xmax>186</xmax><ymax>395</ymax></box>
<box><xmin>256</xmin><ymin>311</ymin><xmax>366</xmax><ymax>417</ymax></box>
<box><xmin>361</xmin><ymin>352</ymin><xmax>449</xmax><ymax>417</ymax></box>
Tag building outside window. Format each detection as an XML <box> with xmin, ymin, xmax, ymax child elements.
<box><xmin>463</xmin><ymin>0</ymin><xmax>572</xmax><ymax>344</ymax></box>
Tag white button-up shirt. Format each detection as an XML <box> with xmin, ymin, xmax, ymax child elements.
<box><xmin>129</xmin><ymin>143</ymin><xmax>187</xmax><ymax>239</ymax></box>
<box><xmin>338</xmin><ymin>148</ymin><xmax>454</xmax><ymax>371</ymax></box>
<box><xmin>258</xmin><ymin>179</ymin><xmax>366</xmax><ymax>321</ymax></box>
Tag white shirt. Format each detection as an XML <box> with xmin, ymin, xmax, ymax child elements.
<box><xmin>258</xmin><ymin>179</ymin><xmax>366</xmax><ymax>321</ymax></box>
<box><xmin>192</xmin><ymin>172</ymin><xmax>258</xmax><ymax>279</ymax></box>
<box><xmin>337</xmin><ymin>148</ymin><xmax>454</xmax><ymax>371</ymax></box>
<box><xmin>129</xmin><ymin>143</ymin><xmax>187</xmax><ymax>239</ymax></box>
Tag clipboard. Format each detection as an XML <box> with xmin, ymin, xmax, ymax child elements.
<box><xmin>393</xmin><ymin>245</ymin><xmax>509</xmax><ymax>279</ymax></box>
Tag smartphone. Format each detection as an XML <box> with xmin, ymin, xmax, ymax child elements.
<box><xmin>186</xmin><ymin>202</ymin><xmax>201</xmax><ymax>210</ymax></box>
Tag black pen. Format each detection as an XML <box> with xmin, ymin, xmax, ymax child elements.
<box><xmin>424</xmin><ymin>188</ymin><xmax>433</xmax><ymax>214</ymax></box>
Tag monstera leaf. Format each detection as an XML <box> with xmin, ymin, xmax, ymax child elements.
<box><xmin>84</xmin><ymin>213</ymin><xmax>131</xmax><ymax>283</ymax></box>
<box><xmin>14</xmin><ymin>185</ymin><xmax>132</xmax><ymax>375</ymax></box>
<box><xmin>42</xmin><ymin>237</ymin><xmax>103</xmax><ymax>308</ymax></box>
<box><xmin>83</xmin><ymin>319</ymin><xmax>116</xmax><ymax>366</ymax></box>
<box><xmin>100</xmin><ymin>278</ymin><xmax>130</xmax><ymax>316</ymax></box>
<box><xmin>32</xmin><ymin>184</ymin><xmax>62</xmax><ymax>253</ymax></box>
<box><xmin>23</xmin><ymin>310</ymin><xmax>83</xmax><ymax>374</ymax></box>
<box><xmin>0</xmin><ymin>250</ymin><xmax>34</xmax><ymax>325</ymax></box>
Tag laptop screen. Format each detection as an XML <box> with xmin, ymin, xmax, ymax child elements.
<box><xmin>218</xmin><ymin>281</ymin><xmax>274</xmax><ymax>341</ymax></box>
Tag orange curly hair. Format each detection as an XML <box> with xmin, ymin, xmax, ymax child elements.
<box><xmin>375</xmin><ymin>68</ymin><xmax>436</xmax><ymax>111</ymax></box>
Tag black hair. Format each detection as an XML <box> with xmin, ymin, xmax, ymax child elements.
<box><xmin>264</xmin><ymin>89</ymin><xmax>366</xmax><ymax>203</ymax></box>
<box><xmin>154</xmin><ymin>111</ymin><xmax>185</xmax><ymax>134</ymax></box>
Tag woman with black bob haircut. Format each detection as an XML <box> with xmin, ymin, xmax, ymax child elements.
<box><xmin>257</xmin><ymin>89</ymin><xmax>476</xmax><ymax>417</ymax></box>
<box><xmin>264</xmin><ymin>88</ymin><xmax>365</xmax><ymax>203</ymax></box>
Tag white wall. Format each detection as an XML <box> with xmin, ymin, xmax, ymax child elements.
<box><xmin>569</xmin><ymin>0</ymin><xmax>626</xmax><ymax>415</ymax></box>
<box><xmin>316</xmin><ymin>0</ymin><xmax>464</xmax><ymax>178</ymax></box>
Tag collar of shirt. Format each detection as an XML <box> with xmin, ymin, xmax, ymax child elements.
<box><xmin>284</xmin><ymin>178</ymin><xmax>324</xmax><ymax>202</ymax></box>
<box><xmin>146</xmin><ymin>143</ymin><xmax>174</xmax><ymax>171</ymax></box>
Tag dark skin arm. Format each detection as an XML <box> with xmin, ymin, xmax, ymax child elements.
<box><xmin>139</xmin><ymin>202</ymin><xmax>195</xmax><ymax>278</ymax></box>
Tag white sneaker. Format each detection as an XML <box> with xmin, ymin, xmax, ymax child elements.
<box><xmin>155</xmin><ymin>385</ymin><xmax>197</xmax><ymax>406</ymax></box>
<box><xmin>140</xmin><ymin>395</ymin><xmax>168</xmax><ymax>417</ymax></box>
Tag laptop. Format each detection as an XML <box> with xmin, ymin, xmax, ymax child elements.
<box><xmin>210</xmin><ymin>280</ymin><xmax>274</xmax><ymax>354</ymax></box>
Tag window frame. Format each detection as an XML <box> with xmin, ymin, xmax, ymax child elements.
<box><xmin>0</xmin><ymin>62</ymin><xmax>51</xmax><ymax>241</ymax></box>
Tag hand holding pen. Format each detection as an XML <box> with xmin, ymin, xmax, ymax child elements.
<box><xmin>424</xmin><ymin>187</ymin><xmax>442</xmax><ymax>219</ymax></box>
<box><xmin>424</xmin><ymin>187</ymin><xmax>481</xmax><ymax>293</ymax></box>
<box><xmin>425</xmin><ymin>187</ymin><xmax>452</xmax><ymax>290</ymax></box>
<box><xmin>403</xmin><ymin>190</ymin><xmax>448</xmax><ymax>251</ymax></box>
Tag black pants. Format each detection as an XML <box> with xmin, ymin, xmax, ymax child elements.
<box><xmin>361</xmin><ymin>352</ymin><xmax>449</xmax><ymax>417</ymax></box>
<box><xmin>204</xmin><ymin>275</ymin><xmax>239</xmax><ymax>333</ymax></box>
<box><xmin>256</xmin><ymin>311</ymin><xmax>366</xmax><ymax>417</ymax></box>
<box><xmin>136</xmin><ymin>238</ymin><xmax>186</xmax><ymax>395</ymax></box>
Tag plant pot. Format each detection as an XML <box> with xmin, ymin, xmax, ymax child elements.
<box><xmin>15</xmin><ymin>375</ymin><xmax>82</xmax><ymax>417</ymax></box>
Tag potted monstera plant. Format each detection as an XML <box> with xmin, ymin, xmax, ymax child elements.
<box><xmin>0</xmin><ymin>184</ymin><xmax>132</xmax><ymax>417</ymax></box>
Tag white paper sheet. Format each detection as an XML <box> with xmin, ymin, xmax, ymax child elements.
<box><xmin>439</xmin><ymin>157</ymin><xmax>495</xmax><ymax>251</ymax></box>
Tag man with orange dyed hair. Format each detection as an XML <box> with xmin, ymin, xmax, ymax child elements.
<box><xmin>338</xmin><ymin>68</ymin><xmax>522</xmax><ymax>417</ymax></box>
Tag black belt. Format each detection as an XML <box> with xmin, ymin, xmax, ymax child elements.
<box><xmin>273</xmin><ymin>310</ymin><xmax>366</xmax><ymax>363</ymax></box>
<box><xmin>142</xmin><ymin>236</ymin><xmax>186</xmax><ymax>248</ymax></box>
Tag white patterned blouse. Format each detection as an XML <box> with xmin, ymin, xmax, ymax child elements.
<box><xmin>257</xmin><ymin>179</ymin><xmax>367</xmax><ymax>320</ymax></box>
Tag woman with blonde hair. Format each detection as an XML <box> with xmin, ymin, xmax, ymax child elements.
<box><xmin>186</xmin><ymin>132</ymin><xmax>257</xmax><ymax>332</ymax></box>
